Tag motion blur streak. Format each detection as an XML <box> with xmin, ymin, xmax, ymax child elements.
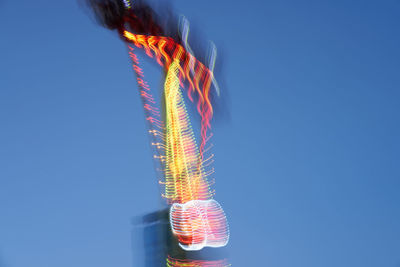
<box><xmin>82</xmin><ymin>0</ymin><xmax>230</xmax><ymax>258</ymax></box>
<box><xmin>164</xmin><ymin>61</ymin><xmax>229</xmax><ymax>251</ymax></box>
<box><xmin>127</xmin><ymin>45</ymin><xmax>166</xmax><ymax>174</ymax></box>
<box><xmin>125</xmin><ymin>31</ymin><xmax>229</xmax><ymax>252</ymax></box>
<box><xmin>123</xmin><ymin>30</ymin><xmax>213</xmax><ymax>157</ymax></box>
<box><xmin>167</xmin><ymin>256</ymin><xmax>230</xmax><ymax>267</ymax></box>
<box><xmin>164</xmin><ymin>60</ymin><xmax>211</xmax><ymax>204</ymax></box>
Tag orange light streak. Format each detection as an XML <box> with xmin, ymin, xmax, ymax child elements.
<box><xmin>126</xmin><ymin>36</ymin><xmax>229</xmax><ymax>252</ymax></box>
<box><xmin>164</xmin><ymin>60</ymin><xmax>211</xmax><ymax>203</ymax></box>
<box><xmin>123</xmin><ymin>30</ymin><xmax>214</xmax><ymax>157</ymax></box>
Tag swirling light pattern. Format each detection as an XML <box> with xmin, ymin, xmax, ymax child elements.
<box><xmin>126</xmin><ymin>31</ymin><xmax>228</xmax><ymax>252</ymax></box>
<box><xmin>163</xmin><ymin>60</ymin><xmax>229</xmax><ymax>251</ymax></box>
<box><xmin>164</xmin><ymin>60</ymin><xmax>211</xmax><ymax>204</ymax></box>
<box><xmin>170</xmin><ymin>199</ymin><xmax>229</xmax><ymax>251</ymax></box>
<box><xmin>84</xmin><ymin>1</ymin><xmax>229</xmax><ymax>261</ymax></box>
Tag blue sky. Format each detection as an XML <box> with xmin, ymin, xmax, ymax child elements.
<box><xmin>1</xmin><ymin>0</ymin><xmax>399</xmax><ymax>266</ymax></box>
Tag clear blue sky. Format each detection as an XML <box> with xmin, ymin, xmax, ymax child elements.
<box><xmin>1</xmin><ymin>0</ymin><xmax>399</xmax><ymax>266</ymax></box>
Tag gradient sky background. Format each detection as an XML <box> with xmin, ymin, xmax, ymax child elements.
<box><xmin>1</xmin><ymin>0</ymin><xmax>400</xmax><ymax>266</ymax></box>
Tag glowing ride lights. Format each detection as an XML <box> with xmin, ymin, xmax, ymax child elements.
<box><xmin>122</xmin><ymin>31</ymin><xmax>214</xmax><ymax>157</ymax></box>
<box><xmin>164</xmin><ymin>60</ymin><xmax>211</xmax><ymax>204</ymax></box>
<box><xmin>84</xmin><ymin>2</ymin><xmax>229</xmax><ymax>263</ymax></box>
<box><xmin>164</xmin><ymin>60</ymin><xmax>229</xmax><ymax>251</ymax></box>
<box><xmin>125</xmin><ymin>31</ymin><xmax>229</xmax><ymax>251</ymax></box>
<box><xmin>170</xmin><ymin>200</ymin><xmax>229</xmax><ymax>251</ymax></box>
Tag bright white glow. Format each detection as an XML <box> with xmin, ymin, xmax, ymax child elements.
<box><xmin>178</xmin><ymin>16</ymin><xmax>220</xmax><ymax>97</ymax></box>
<box><xmin>206</xmin><ymin>42</ymin><xmax>220</xmax><ymax>96</ymax></box>
<box><xmin>123</xmin><ymin>0</ymin><xmax>132</xmax><ymax>9</ymax></box>
<box><xmin>170</xmin><ymin>199</ymin><xmax>230</xmax><ymax>251</ymax></box>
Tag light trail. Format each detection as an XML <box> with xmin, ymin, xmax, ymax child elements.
<box><xmin>123</xmin><ymin>30</ymin><xmax>214</xmax><ymax>158</ymax></box>
<box><xmin>83</xmin><ymin>1</ymin><xmax>230</xmax><ymax>263</ymax></box>
<box><xmin>125</xmin><ymin>27</ymin><xmax>228</xmax><ymax>254</ymax></box>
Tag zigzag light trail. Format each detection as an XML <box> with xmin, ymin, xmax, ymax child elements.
<box><xmin>128</xmin><ymin>39</ymin><xmax>229</xmax><ymax>251</ymax></box>
<box><xmin>83</xmin><ymin>1</ymin><xmax>229</xmax><ymax>263</ymax></box>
